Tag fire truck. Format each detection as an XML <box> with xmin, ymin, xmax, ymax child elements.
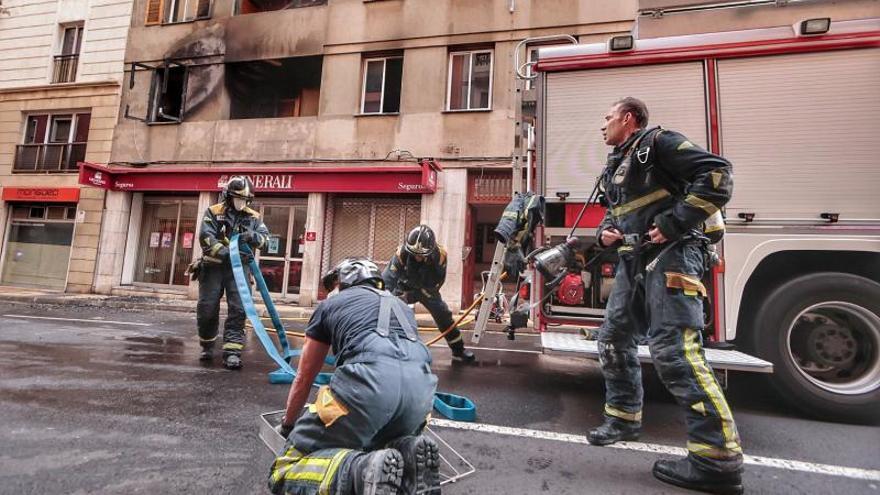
<box><xmin>514</xmin><ymin>17</ymin><xmax>880</xmax><ymax>423</ymax></box>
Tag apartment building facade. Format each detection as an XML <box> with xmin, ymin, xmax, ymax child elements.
<box><xmin>0</xmin><ymin>0</ymin><xmax>133</xmax><ymax>291</ymax></box>
<box><xmin>84</xmin><ymin>0</ymin><xmax>637</xmax><ymax>307</ymax></box>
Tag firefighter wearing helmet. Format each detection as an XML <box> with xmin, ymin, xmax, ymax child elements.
<box><xmin>382</xmin><ymin>225</ymin><xmax>475</xmax><ymax>363</ymax></box>
<box><xmin>270</xmin><ymin>258</ymin><xmax>440</xmax><ymax>495</ymax></box>
<box><xmin>195</xmin><ymin>176</ymin><xmax>270</xmax><ymax>369</ymax></box>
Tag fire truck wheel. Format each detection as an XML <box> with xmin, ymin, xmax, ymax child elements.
<box><xmin>753</xmin><ymin>272</ymin><xmax>880</xmax><ymax>424</ymax></box>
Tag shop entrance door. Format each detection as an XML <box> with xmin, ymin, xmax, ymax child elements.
<box><xmin>133</xmin><ymin>198</ymin><xmax>198</xmax><ymax>286</ymax></box>
<box><xmin>0</xmin><ymin>204</ymin><xmax>77</xmax><ymax>289</ymax></box>
<box><xmin>256</xmin><ymin>202</ymin><xmax>307</xmax><ymax>299</ymax></box>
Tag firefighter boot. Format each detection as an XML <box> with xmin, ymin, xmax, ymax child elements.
<box><xmin>199</xmin><ymin>344</ymin><xmax>213</xmax><ymax>362</ymax></box>
<box><xmin>224</xmin><ymin>354</ymin><xmax>242</xmax><ymax>370</ymax></box>
<box><xmin>450</xmin><ymin>342</ymin><xmax>475</xmax><ymax>363</ymax></box>
<box><xmin>350</xmin><ymin>449</ymin><xmax>404</xmax><ymax>495</ymax></box>
<box><xmin>652</xmin><ymin>456</ymin><xmax>743</xmax><ymax>495</ymax></box>
<box><xmin>387</xmin><ymin>435</ymin><xmax>440</xmax><ymax>495</ymax></box>
<box><xmin>587</xmin><ymin>416</ymin><xmax>641</xmax><ymax>446</ymax></box>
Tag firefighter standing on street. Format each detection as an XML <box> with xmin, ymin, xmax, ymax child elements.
<box><xmin>269</xmin><ymin>258</ymin><xmax>440</xmax><ymax>495</ymax></box>
<box><xmin>383</xmin><ymin>225</ymin><xmax>475</xmax><ymax>363</ymax></box>
<box><xmin>196</xmin><ymin>176</ymin><xmax>269</xmax><ymax>370</ymax></box>
<box><xmin>586</xmin><ymin>98</ymin><xmax>743</xmax><ymax>494</ymax></box>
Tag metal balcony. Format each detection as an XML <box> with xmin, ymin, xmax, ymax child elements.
<box><xmin>13</xmin><ymin>143</ymin><xmax>86</xmax><ymax>173</ymax></box>
<box><xmin>51</xmin><ymin>54</ymin><xmax>79</xmax><ymax>84</ymax></box>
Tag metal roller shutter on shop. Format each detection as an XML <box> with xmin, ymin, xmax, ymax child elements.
<box><xmin>543</xmin><ymin>62</ymin><xmax>708</xmax><ymax>201</ymax></box>
<box><xmin>717</xmin><ymin>48</ymin><xmax>880</xmax><ymax>220</ymax></box>
<box><xmin>322</xmin><ymin>197</ymin><xmax>421</xmax><ymax>274</ymax></box>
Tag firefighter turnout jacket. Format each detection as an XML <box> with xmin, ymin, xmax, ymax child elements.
<box><xmin>199</xmin><ymin>203</ymin><xmax>269</xmax><ymax>259</ymax></box>
<box><xmin>596</xmin><ymin>126</ymin><xmax>732</xmax><ymax>245</ymax></box>
<box><xmin>383</xmin><ymin>245</ymin><xmax>448</xmax><ymax>293</ymax></box>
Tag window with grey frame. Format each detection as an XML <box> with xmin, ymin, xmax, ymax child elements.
<box><xmin>14</xmin><ymin>112</ymin><xmax>90</xmax><ymax>172</ymax></box>
<box><xmin>360</xmin><ymin>56</ymin><xmax>403</xmax><ymax>114</ymax></box>
<box><xmin>52</xmin><ymin>24</ymin><xmax>83</xmax><ymax>84</ymax></box>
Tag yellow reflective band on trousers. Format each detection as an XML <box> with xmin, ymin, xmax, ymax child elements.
<box><xmin>271</xmin><ymin>446</ymin><xmax>352</xmax><ymax>495</ymax></box>
<box><xmin>223</xmin><ymin>342</ymin><xmax>244</xmax><ymax>351</ymax></box>
<box><xmin>683</xmin><ymin>328</ymin><xmax>741</xmax><ymax>454</ymax></box>
<box><xmin>611</xmin><ymin>189</ymin><xmax>671</xmax><ymax>218</ymax></box>
<box><xmin>604</xmin><ymin>404</ymin><xmax>642</xmax><ymax>422</ymax></box>
<box><xmin>319</xmin><ymin>449</ymin><xmax>351</xmax><ymax>495</ymax></box>
<box><xmin>684</xmin><ymin>194</ymin><xmax>719</xmax><ymax>216</ymax></box>
<box><xmin>688</xmin><ymin>441</ymin><xmax>743</xmax><ymax>460</ymax></box>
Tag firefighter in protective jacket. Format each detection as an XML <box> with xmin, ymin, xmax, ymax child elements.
<box><xmin>383</xmin><ymin>225</ymin><xmax>476</xmax><ymax>363</ymax></box>
<box><xmin>269</xmin><ymin>258</ymin><xmax>440</xmax><ymax>495</ymax></box>
<box><xmin>587</xmin><ymin>98</ymin><xmax>742</xmax><ymax>495</ymax></box>
<box><xmin>196</xmin><ymin>176</ymin><xmax>269</xmax><ymax>370</ymax></box>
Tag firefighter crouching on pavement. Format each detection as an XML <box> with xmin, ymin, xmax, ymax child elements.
<box><xmin>269</xmin><ymin>258</ymin><xmax>440</xmax><ymax>495</ymax></box>
<box><xmin>586</xmin><ymin>97</ymin><xmax>742</xmax><ymax>495</ymax></box>
<box><xmin>383</xmin><ymin>225</ymin><xmax>475</xmax><ymax>363</ymax></box>
<box><xmin>194</xmin><ymin>176</ymin><xmax>269</xmax><ymax>370</ymax></box>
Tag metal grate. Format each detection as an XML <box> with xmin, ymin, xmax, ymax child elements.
<box><xmin>322</xmin><ymin>196</ymin><xmax>420</xmax><ymax>276</ymax></box>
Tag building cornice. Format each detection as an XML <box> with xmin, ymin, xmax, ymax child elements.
<box><xmin>0</xmin><ymin>80</ymin><xmax>120</xmax><ymax>96</ymax></box>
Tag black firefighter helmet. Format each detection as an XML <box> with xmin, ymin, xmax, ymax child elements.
<box><xmin>223</xmin><ymin>176</ymin><xmax>255</xmax><ymax>209</ymax></box>
<box><xmin>404</xmin><ymin>224</ymin><xmax>437</xmax><ymax>257</ymax></box>
<box><xmin>322</xmin><ymin>258</ymin><xmax>384</xmax><ymax>292</ymax></box>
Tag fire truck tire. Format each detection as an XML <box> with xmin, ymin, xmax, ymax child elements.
<box><xmin>753</xmin><ymin>272</ymin><xmax>880</xmax><ymax>424</ymax></box>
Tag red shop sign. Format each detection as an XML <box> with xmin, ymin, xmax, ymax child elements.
<box><xmin>2</xmin><ymin>187</ymin><xmax>81</xmax><ymax>203</ymax></box>
<box><xmin>78</xmin><ymin>160</ymin><xmax>441</xmax><ymax>195</ymax></box>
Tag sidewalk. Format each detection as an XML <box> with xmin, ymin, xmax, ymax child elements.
<box><xmin>0</xmin><ymin>285</ymin><xmax>485</xmax><ymax>329</ymax></box>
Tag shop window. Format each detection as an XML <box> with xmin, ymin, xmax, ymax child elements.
<box><xmin>52</xmin><ymin>24</ymin><xmax>83</xmax><ymax>84</ymax></box>
<box><xmin>234</xmin><ymin>0</ymin><xmax>325</xmax><ymax>15</ymax></box>
<box><xmin>1</xmin><ymin>203</ymin><xmax>77</xmax><ymax>290</ymax></box>
<box><xmin>133</xmin><ymin>199</ymin><xmax>198</xmax><ymax>286</ymax></box>
<box><xmin>227</xmin><ymin>56</ymin><xmax>322</xmax><ymax>119</ymax></box>
<box><xmin>447</xmin><ymin>49</ymin><xmax>493</xmax><ymax>111</ymax></box>
<box><xmin>256</xmin><ymin>203</ymin><xmax>308</xmax><ymax>297</ymax></box>
<box><xmin>361</xmin><ymin>55</ymin><xmax>403</xmax><ymax>114</ymax></box>
<box><xmin>14</xmin><ymin>112</ymin><xmax>90</xmax><ymax>172</ymax></box>
<box><xmin>144</xmin><ymin>0</ymin><xmax>211</xmax><ymax>25</ymax></box>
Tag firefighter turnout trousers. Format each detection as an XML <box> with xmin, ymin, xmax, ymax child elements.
<box><xmin>405</xmin><ymin>287</ymin><xmax>464</xmax><ymax>348</ymax></box>
<box><xmin>196</xmin><ymin>262</ymin><xmax>250</xmax><ymax>357</ymax></box>
<box><xmin>598</xmin><ymin>241</ymin><xmax>743</xmax><ymax>473</ymax></box>
<box><xmin>268</xmin><ymin>346</ymin><xmax>438</xmax><ymax>494</ymax></box>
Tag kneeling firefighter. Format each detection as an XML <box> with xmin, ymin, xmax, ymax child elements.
<box><xmin>194</xmin><ymin>176</ymin><xmax>270</xmax><ymax>369</ymax></box>
<box><xmin>269</xmin><ymin>258</ymin><xmax>441</xmax><ymax>495</ymax></box>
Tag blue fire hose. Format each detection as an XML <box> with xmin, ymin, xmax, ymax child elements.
<box><xmin>229</xmin><ymin>234</ymin><xmax>333</xmax><ymax>385</ymax></box>
<box><xmin>229</xmin><ymin>234</ymin><xmax>475</xmax><ymax>420</ymax></box>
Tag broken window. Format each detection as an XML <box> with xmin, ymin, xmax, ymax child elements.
<box><xmin>234</xmin><ymin>0</ymin><xmax>325</xmax><ymax>15</ymax></box>
<box><xmin>226</xmin><ymin>56</ymin><xmax>322</xmax><ymax>119</ymax></box>
<box><xmin>124</xmin><ymin>61</ymin><xmax>190</xmax><ymax>124</ymax></box>
<box><xmin>361</xmin><ymin>55</ymin><xmax>402</xmax><ymax>114</ymax></box>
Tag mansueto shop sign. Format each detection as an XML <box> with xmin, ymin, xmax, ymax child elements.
<box><xmin>78</xmin><ymin>161</ymin><xmax>441</xmax><ymax>194</ymax></box>
<box><xmin>2</xmin><ymin>187</ymin><xmax>81</xmax><ymax>203</ymax></box>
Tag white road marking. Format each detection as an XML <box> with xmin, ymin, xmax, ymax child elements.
<box><xmin>428</xmin><ymin>344</ymin><xmax>542</xmax><ymax>355</ymax></box>
<box><xmin>2</xmin><ymin>314</ymin><xmax>151</xmax><ymax>327</ymax></box>
<box><xmin>429</xmin><ymin>418</ymin><xmax>880</xmax><ymax>482</ymax></box>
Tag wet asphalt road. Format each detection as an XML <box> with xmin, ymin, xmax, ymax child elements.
<box><xmin>0</xmin><ymin>302</ymin><xmax>878</xmax><ymax>495</ymax></box>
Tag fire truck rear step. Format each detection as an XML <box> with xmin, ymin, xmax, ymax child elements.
<box><xmin>541</xmin><ymin>331</ymin><xmax>774</xmax><ymax>373</ymax></box>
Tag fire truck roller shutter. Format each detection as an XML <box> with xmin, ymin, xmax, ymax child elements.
<box><xmin>543</xmin><ymin>62</ymin><xmax>708</xmax><ymax>202</ymax></box>
<box><xmin>718</xmin><ymin>48</ymin><xmax>880</xmax><ymax>220</ymax></box>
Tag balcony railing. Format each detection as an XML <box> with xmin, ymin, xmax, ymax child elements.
<box><xmin>14</xmin><ymin>143</ymin><xmax>86</xmax><ymax>173</ymax></box>
<box><xmin>52</xmin><ymin>54</ymin><xmax>79</xmax><ymax>84</ymax></box>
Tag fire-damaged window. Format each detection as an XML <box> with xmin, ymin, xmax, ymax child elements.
<box><xmin>361</xmin><ymin>55</ymin><xmax>403</xmax><ymax>114</ymax></box>
<box><xmin>234</xmin><ymin>0</ymin><xmax>325</xmax><ymax>15</ymax></box>
<box><xmin>144</xmin><ymin>0</ymin><xmax>211</xmax><ymax>25</ymax></box>
<box><xmin>227</xmin><ymin>56</ymin><xmax>322</xmax><ymax>119</ymax></box>
<box><xmin>124</xmin><ymin>61</ymin><xmax>189</xmax><ymax>124</ymax></box>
